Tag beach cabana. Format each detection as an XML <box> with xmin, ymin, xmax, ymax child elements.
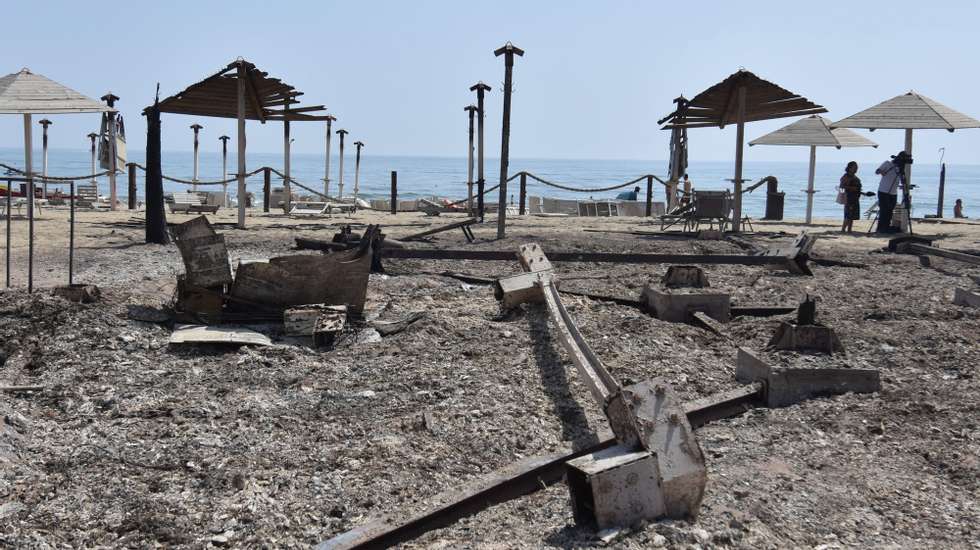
<box><xmin>0</xmin><ymin>68</ymin><xmax>110</xmax><ymax>291</ymax></box>
<box><xmin>750</xmin><ymin>115</ymin><xmax>877</xmax><ymax>224</ymax></box>
<box><xmin>147</xmin><ymin>58</ymin><xmax>332</xmax><ymax>237</ymax></box>
<box><xmin>659</xmin><ymin>69</ymin><xmax>826</xmax><ymax>231</ymax></box>
<box><xmin>831</xmin><ymin>92</ymin><xmax>980</xmax><ymax>221</ymax></box>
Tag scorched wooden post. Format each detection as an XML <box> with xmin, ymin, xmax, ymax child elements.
<box><xmin>470</xmin><ymin>82</ymin><xmax>491</xmax><ymax>222</ymax></box>
<box><xmin>236</xmin><ymin>62</ymin><xmax>247</xmax><ymax>229</ymax></box>
<box><xmin>493</xmin><ymin>42</ymin><xmax>524</xmax><ymax>239</ymax></box>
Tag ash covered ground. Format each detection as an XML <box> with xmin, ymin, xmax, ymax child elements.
<box><xmin>1</xmin><ymin>211</ymin><xmax>979</xmax><ymax>548</ymax></box>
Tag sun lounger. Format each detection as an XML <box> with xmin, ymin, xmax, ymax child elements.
<box><xmin>170</xmin><ymin>191</ymin><xmax>219</xmax><ymax>214</ymax></box>
<box><xmin>290</xmin><ymin>201</ymin><xmax>330</xmax><ymax>216</ymax></box>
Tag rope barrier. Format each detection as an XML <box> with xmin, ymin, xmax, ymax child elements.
<box><xmin>131</xmin><ymin>163</ymin><xmax>260</xmax><ymax>185</ymax></box>
<box><xmin>0</xmin><ymin>163</ymin><xmax>111</xmax><ymax>182</ymax></box>
<box><xmin>522</xmin><ymin>171</ymin><xmax>650</xmax><ymax>193</ymax></box>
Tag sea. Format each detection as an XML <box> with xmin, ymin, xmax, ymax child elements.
<box><xmin>1</xmin><ymin>147</ymin><xmax>977</xmax><ymax>219</ymax></box>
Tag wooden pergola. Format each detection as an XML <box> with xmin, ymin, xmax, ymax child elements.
<box><xmin>146</xmin><ymin>58</ymin><xmax>332</xmax><ymax>233</ymax></box>
<box><xmin>659</xmin><ymin>70</ymin><xmax>826</xmax><ymax>231</ymax></box>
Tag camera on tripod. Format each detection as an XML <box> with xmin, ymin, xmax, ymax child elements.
<box><xmin>891</xmin><ymin>150</ymin><xmax>913</xmax><ymax>168</ymax></box>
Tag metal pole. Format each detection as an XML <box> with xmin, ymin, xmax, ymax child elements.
<box><xmin>494</xmin><ymin>42</ymin><xmax>524</xmax><ymax>239</ymax></box>
<box><xmin>263</xmin><ymin>167</ymin><xmax>271</xmax><ymax>212</ymax></box>
<box><xmin>219</xmin><ymin>135</ymin><xmax>230</xmax><ymax>207</ymax></box>
<box><xmin>39</xmin><ymin>119</ymin><xmax>51</xmax><ymax>199</ymax></box>
<box><xmin>732</xmin><ymin>85</ymin><xmax>746</xmax><ymax>233</ymax></box>
<box><xmin>24</xmin><ymin>114</ymin><xmax>34</xmax><ymax>292</ymax></box>
<box><xmin>236</xmin><ymin>62</ymin><xmax>247</xmax><ymax>229</ymax></box>
<box><xmin>336</xmin><ymin>129</ymin><xmax>348</xmax><ymax>198</ymax></box>
<box><xmin>191</xmin><ymin>123</ymin><xmax>202</xmax><ymax>192</ymax></box>
<box><xmin>69</xmin><ymin>179</ymin><xmax>75</xmax><ymax>285</ymax></box>
<box><xmin>903</xmin><ymin>128</ymin><xmax>913</xmax><ymax>232</ymax></box>
<box><xmin>519</xmin><ymin>172</ymin><xmax>527</xmax><ymax>215</ymax></box>
<box><xmin>324</xmin><ymin>116</ymin><xmax>334</xmax><ymax>196</ymax></box>
<box><xmin>646</xmin><ymin>174</ymin><xmax>653</xmax><ymax>217</ymax></box>
<box><xmin>353</xmin><ymin>141</ymin><xmax>364</xmax><ymax>200</ymax></box>
<box><xmin>937</xmin><ymin>163</ymin><xmax>946</xmax><ymax>218</ymax></box>
<box><xmin>87</xmin><ymin>133</ymin><xmax>98</xmax><ymax>184</ymax></box>
<box><xmin>465</xmin><ymin>105</ymin><xmax>476</xmax><ymax>214</ymax></box>
<box><xmin>471</xmin><ymin>82</ymin><xmax>490</xmax><ymax>221</ymax></box>
<box><xmin>390</xmin><ymin>171</ymin><xmax>397</xmax><ymax>215</ymax></box>
<box><xmin>805</xmin><ymin>145</ymin><xmax>816</xmax><ymax>225</ymax></box>
<box><xmin>127</xmin><ymin>163</ymin><xmax>137</xmax><ymax>209</ymax></box>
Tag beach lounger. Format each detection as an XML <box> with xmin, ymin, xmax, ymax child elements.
<box><xmin>171</xmin><ymin>191</ymin><xmax>219</xmax><ymax>214</ymax></box>
<box><xmin>290</xmin><ymin>201</ymin><xmax>330</xmax><ymax>216</ymax></box>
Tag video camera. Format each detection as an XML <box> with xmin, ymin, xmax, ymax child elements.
<box><xmin>891</xmin><ymin>151</ymin><xmax>913</xmax><ymax>168</ymax></box>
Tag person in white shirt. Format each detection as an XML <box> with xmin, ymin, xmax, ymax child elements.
<box><xmin>874</xmin><ymin>152</ymin><xmax>904</xmax><ymax>233</ymax></box>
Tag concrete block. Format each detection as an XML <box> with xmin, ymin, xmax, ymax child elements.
<box><xmin>640</xmin><ymin>286</ymin><xmax>730</xmax><ymax>323</ymax></box>
<box><xmin>604</xmin><ymin>379</ymin><xmax>706</xmax><ymax>518</ymax></box>
<box><xmin>736</xmin><ymin>347</ymin><xmax>880</xmax><ymax>408</ymax></box>
<box><xmin>953</xmin><ymin>287</ymin><xmax>980</xmax><ymax>308</ymax></box>
<box><xmin>494</xmin><ymin>272</ymin><xmax>550</xmax><ymax>309</ymax></box>
<box><xmin>766</xmin><ymin>321</ymin><xmax>844</xmax><ymax>354</ymax></box>
<box><xmin>661</xmin><ymin>266</ymin><xmax>709</xmax><ymax>288</ymax></box>
<box><xmin>566</xmin><ymin>444</ymin><xmax>665</xmax><ymax>531</ymax></box>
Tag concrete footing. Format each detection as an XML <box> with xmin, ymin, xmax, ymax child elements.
<box><xmin>767</xmin><ymin>321</ymin><xmax>844</xmax><ymax>354</ymax></box>
<box><xmin>736</xmin><ymin>347</ymin><xmax>880</xmax><ymax>408</ymax></box>
<box><xmin>953</xmin><ymin>287</ymin><xmax>980</xmax><ymax>308</ymax></box>
<box><xmin>640</xmin><ymin>285</ymin><xmax>730</xmax><ymax>323</ymax></box>
<box><xmin>661</xmin><ymin>265</ymin><xmax>710</xmax><ymax>288</ymax></box>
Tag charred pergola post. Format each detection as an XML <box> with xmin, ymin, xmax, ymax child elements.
<box><xmin>190</xmin><ymin>123</ymin><xmax>203</xmax><ymax>192</ymax></box>
<box><xmin>493</xmin><ymin>43</ymin><xmax>523</xmax><ymax>239</ymax></box>
<box><xmin>38</xmin><ymin>119</ymin><xmax>51</xmax><ymax>199</ymax></box>
<box><xmin>144</xmin><ymin>99</ymin><xmax>169</xmax><ymax>244</ymax></box>
<box><xmin>284</xmin><ymin>113</ymin><xmax>292</xmax><ymax>212</ymax></box>
<box><xmin>470</xmin><ymin>81</ymin><xmax>491</xmax><ymax>221</ymax></box>
<box><xmin>219</xmin><ymin>135</ymin><xmax>230</xmax><ymax>206</ymax></box>
<box><xmin>464</xmin><ymin>104</ymin><xmax>477</xmax><ymax>214</ymax></box>
<box><xmin>102</xmin><ymin>93</ymin><xmax>120</xmax><ymax>211</ymax></box>
<box><xmin>336</xmin><ymin>128</ymin><xmax>348</xmax><ymax>198</ymax></box>
<box><xmin>323</xmin><ymin>115</ymin><xmax>336</xmax><ymax>197</ymax></box>
<box><xmin>353</xmin><ymin>140</ymin><xmax>364</xmax><ymax>201</ymax></box>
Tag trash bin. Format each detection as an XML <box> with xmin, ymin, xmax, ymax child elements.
<box><xmin>764</xmin><ymin>192</ymin><xmax>784</xmax><ymax>220</ymax></box>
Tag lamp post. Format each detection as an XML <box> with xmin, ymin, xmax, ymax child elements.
<box><xmin>493</xmin><ymin>42</ymin><xmax>524</xmax><ymax>239</ymax></box>
<box><xmin>464</xmin><ymin>105</ymin><xmax>477</xmax><ymax>214</ymax></box>
<box><xmin>353</xmin><ymin>141</ymin><xmax>364</xmax><ymax>201</ymax></box>
<box><xmin>470</xmin><ymin>81</ymin><xmax>491</xmax><ymax>221</ymax></box>
<box><xmin>219</xmin><ymin>135</ymin><xmax>230</xmax><ymax>206</ymax></box>
<box><xmin>336</xmin><ymin>128</ymin><xmax>348</xmax><ymax>198</ymax></box>
<box><xmin>86</xmin><ymin>132</ymin><xmax>98</xmax><ymax>184</ymax></box>
<box><xmin>101</xmin><ymin>92</ymin><xmax>119</xmax><ymax>211</ymax></box>
<box><xmin>39</xmin><ymin>119</ymin><xmax>52</xmax><ymax>199</ymax></box>
<box><xmin>190</xmin><ymin>123</ymin><xmax>203</xmax><ymax>192</ymax></box>
<box><xmin>323</xmin><ymin>115</ymin><xmax>336</xmax><ymax>197</ymax></box>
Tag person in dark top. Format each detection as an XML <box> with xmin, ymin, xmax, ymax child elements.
<box><xmin>616</xmin><ymin>186</ymin><xmax>641</xmax><ymax>201</ymax></box>
<box><xmin>954</xmin><ymin>198</ymin><xmax>966</xmax><ymax>218</ymax></box>
<box><xmin>840</xmin><ymin>161</ymin><xmax>870</xmax><ymax>233</ymax></box>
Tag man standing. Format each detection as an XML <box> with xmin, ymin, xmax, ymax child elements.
<box><xmin>682</xmin><ymin>173</ymin><xmax>693</xmax><ymax>204</ymax></box>
<box><xmin>875</xmin><ymin>152</ymin><xmax>903</xmax><ymax>233</ymax></box>
<box><xmin>616</xmin><ymin>186</ymin><xmax>641</xmax><ymax>201</ymax></box>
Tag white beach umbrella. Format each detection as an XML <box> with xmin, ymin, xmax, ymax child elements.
<box><xmin>750</xmin><ymin>115</ymin><xmax>877</xmax><ymax>224</ymax></box>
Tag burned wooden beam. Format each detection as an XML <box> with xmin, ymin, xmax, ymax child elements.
<box><xmin>907</xmin><ymin>243</ymin><xmax>980</xmax><ymax>266</ymax></box>
<box><xmin>401</xmin><ymin>218</ymin><xmax>479</xmax><ymax>242</ymax></box>
<box><xmin>317</xmin><ymin>383</ymin><xmax>766</xmax><ymax>550</ymax></box>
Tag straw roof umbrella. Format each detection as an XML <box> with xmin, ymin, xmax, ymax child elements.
<box><xmin>0</xmin><ymin>68</ymin><xmax>110</xmax><ymax>291</ymax></box>
<box><xmin>659</xmin><ymin>69</ymin><xmax>826</xmax><ymax>231</ymax></box>
<box><xmin>831</xmin><ymin>92</ymin><xmax>980</xmax><ymax>227</ymax></box>
<box><xmin>750</xmin><ymin>115</ymin><xmax>877</xmax><ymax>224</ymax></box>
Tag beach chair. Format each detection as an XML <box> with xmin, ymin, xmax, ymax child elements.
<box><xmin>688</xmin><ymin>190</ymin><xmax>733</xmax><ymax>232</ymax></box>
<box><xmin>290</xmin><ymin>201</ymin><xmax>329</xmax><ymax>216</ymax></box>
<box><xmin>171</xmin><ymin>191</ymin><xmax>219</xmax><ymax>214</ymax></box>
<box><xmin>76</xmin><ymin>184</ymin><xmax>99</xmax><ymax>209</ymax></box>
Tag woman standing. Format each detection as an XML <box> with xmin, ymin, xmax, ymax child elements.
<box><xmin>840</xmin><ymin>161</ymin><xmax>864</xmax><ymax>233</ymax></box>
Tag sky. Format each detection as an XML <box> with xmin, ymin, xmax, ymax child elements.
<box><xmin>2</xmin><ymin>0</ymin><xmax>979</xmax><ymax>168</ymax></box>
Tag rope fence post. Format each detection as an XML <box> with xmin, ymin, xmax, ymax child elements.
<box><xmin>519</xmin><ymin>172</ymin><xmax>527</xmax><ymax>215</ymax></box>
<box><xmin>127</xmin><ymin>163</ymin><xmax>137</xmax><ymax>210</ymax></box>
<box><xmin>390</xmin><ymin>171</ymin><xmax>397</xmax><ymax>215</ymax></box>
<box><xmin>263</xmin><ymin>167</ymin><xmax>271</xmax><ymax>213</ymax></box>
<box><xmin>646</xmin><ymin>174</ymin><xmax>653</xmax><ymax>217</ymax></box>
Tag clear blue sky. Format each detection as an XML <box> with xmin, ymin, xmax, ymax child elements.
<box><xmin>2</xmin><ymin>0</ymin><xmax>979</xmax><ymax>167</ymax></box>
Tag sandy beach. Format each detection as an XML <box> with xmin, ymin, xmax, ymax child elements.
<box><xmin>0</xmin><ymin>207</ymin><xmax>978</xmax><ymax>547</ymax></box>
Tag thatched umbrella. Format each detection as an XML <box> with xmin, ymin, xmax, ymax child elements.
<box><xmin>0</xmin><ymin>68</ymin><xmax>110</xmax><ymax>291</ymax></box>
<box><xmin>832</xmin><ymin>92</ymin><xmax>980</xmax><ymax>225</ymax></box>
<box><xmin>659</xmin><ymin>69</ymin><xmax>826</xmax><ymax>231</ymax></box>
<box><xmin>750</xmin><ymin>115</ymin><xmax>877</xmax><ymax>224</ymax></box>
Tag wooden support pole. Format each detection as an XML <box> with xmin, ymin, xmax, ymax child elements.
<box><xmin>284</xmin><ymin>119</ymin><xmax>292</xmax><ymax>212</ymax></box>
<box><xmin>5</xmin><ymin>178</ymin><xmax>10</xmax><ymax>287</ymax></box>
<box><xmin>903</xmin><ymin>128</ymin><xmax>914</xmax><ymax>233</ymax></box>
<box><xmin>732</xmin><ymin>85</ymin><xmax>746</xmax><ymax>232</ymax></box>
<box><xmin>646</xmin><ymin>174</ymin><xmax>653</xmax><ymax>217</ymax></box>
<box><xmin>127</xmin><ymin>162</ymin><xmax>137</xmax><ymax>209</ymax></box>
<box><xmin>937</xmin><ymin>163</ymin><xmax>946</xmax><ymax>218</ymax></box>
<box><xmin>519</xmin><ymin>172</ymin><xmax>527</xmax><ymax>215</ymax></box>
<box><xmin>494</xmin><ymin>43</ymin><xmax>524</xmax><ymax>239</ymax></box>
<box><xmin>805</xmin><ymin>145</ymin><xmax>816</xmax><ymax>225</ymax></box>
<box><xmin>236</xmin><ymin>62</ymin><xmax>247</xmax><ymax>229</ymax></box>
<box><xmin>143</xmin><ymin>102</ymin><xmax>169</xmax><ymax>245</ymax></box>
<box><xmin>390</xmin><ymin>171</ymin><xmax>398</xmax><ymax>214</ymax></box>
<box><xmin>471</xmin><ymin>82</ymin><xmax>491</xmax><ymax>222</ymax></box>
<box><xmin>263</xmin><ymin>167</ymin><xmax>271</xmax><ymax>212</ymax></box>
<box><xmin>24</xmin><ymin>113</ymin><xmax>35</xmax><ymax>292</ymax></box>
<box><xmin>69</xmin><ymin>179</ymin><xmax>75</xmax><ymax>285</ymax></box>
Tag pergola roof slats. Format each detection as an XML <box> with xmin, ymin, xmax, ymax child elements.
<box><xmin>154</xmin><ymin>59</ymin><xmax>329</xmax><ymax>122</ymax></box>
